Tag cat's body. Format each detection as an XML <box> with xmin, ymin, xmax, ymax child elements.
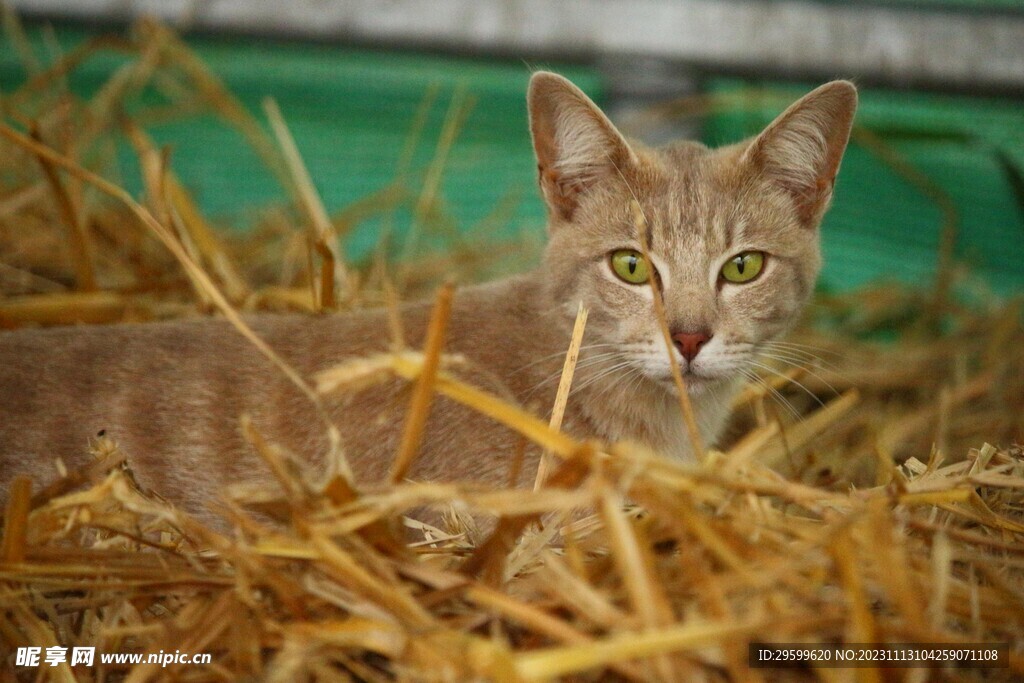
<box><xmin>0</xmin><ymin>73</ymin><xmax>856</xmax><ymax>519</ymax></box>
<box><xmin>0</xmin><ymin>275</ymin><xmax>730</xmax><ymax>515</ymax></box>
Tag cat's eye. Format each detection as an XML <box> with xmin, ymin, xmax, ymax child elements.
<box><xmin>610</xmin><ymin>249</ymin><xmax>650</xmax><ymax>284</ymax></box>
<box><xmin>720</xmin><ymin>251</ymin><xmax>765</xmax><ymax>284</ymax></box>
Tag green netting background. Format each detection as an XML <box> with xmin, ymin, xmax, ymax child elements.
<box><xmin>705</xmin><ymin>80</ymin><xmax>1024</xmax><ymax>295</ymax></box>
<box><xmin>2</xmin><ymin>24</ymin><xmax>1022</xmax><ymax>295</ymax></box>
<box><xmin>0</xmin><ymin>25</ymin><xmax>599</xmax><ymax>266</ymax></box>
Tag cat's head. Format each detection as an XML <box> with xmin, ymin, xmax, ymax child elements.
<box><xmin>529</xmin><ymin>72</ymin><xmax>856</xmax><ymax>394</ymax></box>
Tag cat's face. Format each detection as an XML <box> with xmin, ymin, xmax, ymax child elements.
<box><xmin>529</xmin><ymin>73</ymin><xmax>856</xmax><ymax>394</ymax></box>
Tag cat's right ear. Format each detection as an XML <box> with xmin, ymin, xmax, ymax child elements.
<box><xmin>742</xmin><ymin>81</ymin><xmax>858</xmax><ymax>228</ymax></box>
<box><xmin>528</xmin><ymin>72</ymin><xmax>636</xmax><ymax>221</ymax></box>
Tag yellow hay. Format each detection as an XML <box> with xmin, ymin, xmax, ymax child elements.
<box><xmin>1</xmin><ymin>18</ymin><xmax>1022</xmax><ymax>682</ymax></box>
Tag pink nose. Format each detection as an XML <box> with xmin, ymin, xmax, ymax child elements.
<box><xmin>672</xmin><ymin>331</ymin><xmax>712</xmax><ymax>362</ymax></box>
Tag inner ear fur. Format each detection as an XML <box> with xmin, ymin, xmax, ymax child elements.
<box><xmin>527</xmin><ymin>71</ymin><xmax>636</xmax><ymax>221</ymax></box>
<box><xmin>743</xmin><ymin>81</ymin><xmax>858</xmax><ymax>227</ymax></box>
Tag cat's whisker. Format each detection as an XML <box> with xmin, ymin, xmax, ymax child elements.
<box><xmin>587</xmin><ymin>364</ymin><xmax>645</xmax><ymax>401</ymax></box>
<box><xmin>570</xmin><ymin>361</ymin><xmax>639</xmax><ymax>395</ymax></box>
<box><xmin>753</xmin><ymin>350</ymin><xmax>845</xmax><ymax>397</ymax></box>
<box><xmin>758</xmin><ymin>341</ymin><xmax>844</xmax><ymax>370</ymax></box>
<box><xmin>626</xmin><ymin>369</ymin><xmax>647</xmax><ymax>396</ymax></box>
<box><xmin>758</xmin><ymin>343</ymin><xmax>832</xmax><ymax>363</ymax></box>
<box><xmin>522</xmin><ymin>351</ymin><xmax>627</xmax><ymax>392</ymax></box>
<box><xmin>512</xmin><ymin>343</ymin><xmax>623</xmax><ymax>373</ymax></box>
<box><xmin>706</xmin><ymin>377</ymin><xmax>730</xmax><ymax>412</ymax></box>
<box><xmin>758</xmin><ymin>357</ymin><xmax>843</xmax><ymax>396</ymax></box>
<box><xmin>570</xmin><ymin>365</ymin><xmax>633</xmax><ymax>395</ymax></box>
<box><xmin>754</xmin><ymin>347</ymin><xmax>829</xmax><ymax>369</ymax></box>
<box><xmin>522</xmin><ymin>351</ymin><xmax>637</xmax><ymax>401</ymax></box>
<box><xmin>736</xmin><ymin>367</ymin><xmax>804</xmax><ymax>422</ymax></box>
<box><xmin>530</xmin><ymin>351</ymin><xmax>625</xmax><ymax>376</ymax></box>
<box><xmin>761</xmin><ymin>339</ymin><xmax>844</xmax><ymax>358</ymax></box>
<box><xmin>737</xmin><ymin>340</ymin><xmax>834</xmax><ymax>373</ymax></box>
<box><xmin>743</xmin><ymin>359</ymin><xmax>827</xmax><ymax>409</ymax></box>
<box><xmin>544</xmin><ymin>352</ymin><xmax>630</xmax><ymax>378</ymax></box>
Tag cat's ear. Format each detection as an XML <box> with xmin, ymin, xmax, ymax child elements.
<box><xmin>528</xmin><ymin>71</ymin><xmax>636</xmax><ymax>221</ymax></box>
<box><xmin>743</xmin><ymin>81</ymin><xmax>858</xmax><ymax>227</ymax></box>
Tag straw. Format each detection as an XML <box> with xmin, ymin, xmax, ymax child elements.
<box><xmin>390</xmin><ymin>282</ymin><xmax>454</xmax><ymax>483</ymax></box>
<box><xmin>264</xmin><ymin>97</ymin><xmax>348</xmax><ymax>308</ymax></box>
<box><xmin>534</xmin><ymin>301</ymin><xmax>588</xmax><ymax>490</ymax></box>
<box><xmin>1</xmin><ymin>19</ymin><xmax>1022</xmax><ymax>681</ymax></box>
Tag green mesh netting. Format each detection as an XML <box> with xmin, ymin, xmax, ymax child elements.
<box><xmin>705</xmin><ymin>80</ymin><xmax>1024</xmax><ymax>294</ymax></box>
<box><xmin>3</xmin><ymin>24</ymin><xmax>1022</xmax><ymax>295</ymax></box>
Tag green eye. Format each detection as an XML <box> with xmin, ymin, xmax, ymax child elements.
<box><xmin>721</xmin><ymin>251</ymin><xmax>765</xmax><ymax>284</ymax></box>
<box><xmin>610</xmin><ymin>249</ymin><xmax>650</xmax><ymax>284</ymax></box>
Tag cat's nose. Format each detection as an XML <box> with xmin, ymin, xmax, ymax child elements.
<box><xmin>672</xmin><ymin>330</ymin><xmax>712</xmax><ymax>363</ymax></box>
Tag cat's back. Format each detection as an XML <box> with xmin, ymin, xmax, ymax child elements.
<box><xmin>0</xmin><ymin>275</ymin><xmax>555</xmax><ymax>508</ymax></box>
<box><xmin>0</xmin><ymin>306</ymin><xmax>401</xmax><ymax>499</ymax></box>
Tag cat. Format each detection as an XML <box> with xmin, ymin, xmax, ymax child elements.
<box><xmin>0</xmin><ymin>72</ymin><xmax>856</xmax><ymax>523</ymax></box>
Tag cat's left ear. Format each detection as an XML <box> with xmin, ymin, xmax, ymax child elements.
<box><xmin>743</xmin><ymin>81</ymin><xmax>858</xmax><ymax>227</ymax></box>
<box><xmin>528</xmin><ymin>71</ymin><xmax>637</xmax><ymax>221</ymax></box>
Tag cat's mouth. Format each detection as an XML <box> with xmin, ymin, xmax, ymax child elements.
<box><xmin>652</xmin><ymin>368</ymin><xmax>719</xmax><ymax>395</ymax></box>
<box><xmin>631</xmin><ymin>353</ymin><xmax>727</xmax><ymax>394</ymax></box>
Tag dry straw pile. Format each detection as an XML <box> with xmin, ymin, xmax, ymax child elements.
<box><xmin>1</xmin><ymin>17</ymin><xmax>1023</xmax><ymax>682</ymax></box>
